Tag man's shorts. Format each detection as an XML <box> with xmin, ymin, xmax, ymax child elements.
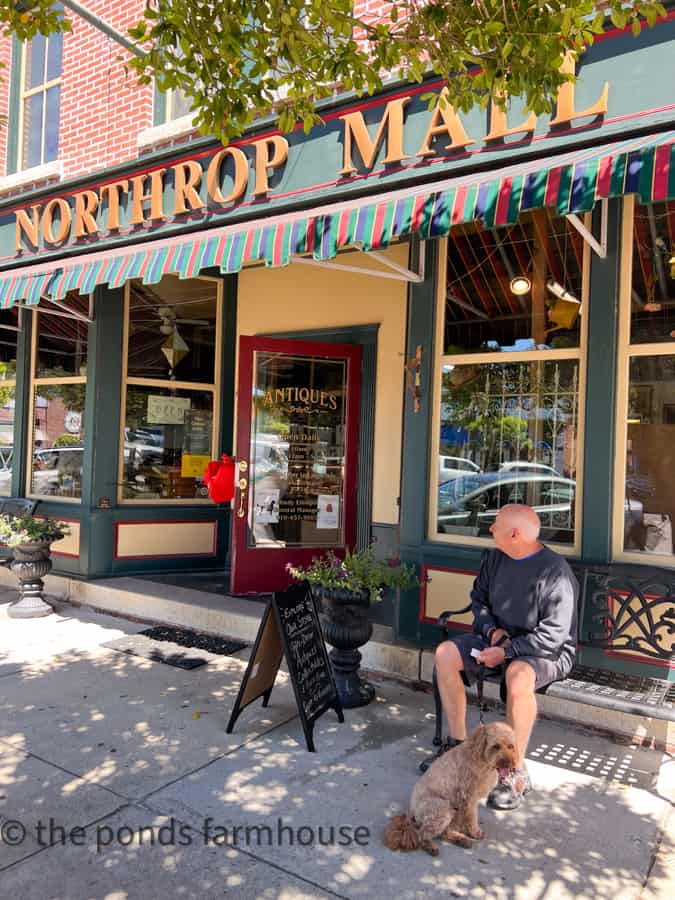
<box><xmin>448</xmin><ymin>633</ymin><xmax>569</xmax><ymax>703</ymax></box>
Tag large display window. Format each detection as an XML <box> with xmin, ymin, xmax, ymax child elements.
<box><xmin>430</xmin><ymin>210</ymin><xmax>588</xmax><ymax>551</ymax></box>
<box><xmin>119</xmin><ymin>275</ymin><xmax>222</xmax><ymax>503</ymax></box>
<box><xmin>0</xmin><ymin>309</ymin><xmax>19</xmax><ymax>496</ymax></box>
<box><xmin>28</xmin><ymin>296</ymin><xmax>89</xmax><ymax>501</ymax></box>
<box><xmin>615</xmin><ymin>198</ymin><xmax>675</xmax><ymax>562</ymax></box>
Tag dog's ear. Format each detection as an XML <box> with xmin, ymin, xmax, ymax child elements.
<box><xmin>467</xmin><ymin>724</ymin><xmax>490</xmax><ymax>760</ymax></box>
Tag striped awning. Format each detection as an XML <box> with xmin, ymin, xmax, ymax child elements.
<box><xmin>1</xmin><ymin>129</ymin><xmax>674</xmax><ymax>308</ymax></box>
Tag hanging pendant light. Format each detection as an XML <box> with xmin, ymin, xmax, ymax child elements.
<box><xmin>161</xmin><ymin>327</ymin><xmax>189</xmax><ymax>370</ymax></box>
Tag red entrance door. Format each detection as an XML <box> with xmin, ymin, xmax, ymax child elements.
<box><xmin>230</xmin><ymin>335</ymin><xmax>362</xmax><ymax>594</ymax></box>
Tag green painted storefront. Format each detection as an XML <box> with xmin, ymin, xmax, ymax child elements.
<box><xmin>1</xmin><ymin>15</ymin><xmax>675</xmax><ymax>681</ymax></box>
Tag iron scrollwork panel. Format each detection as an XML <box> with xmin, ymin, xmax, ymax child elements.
<box><xmin>580</xmin><ymin>569</ymin><xmax>675</xmax><ymax>661</ymax></box>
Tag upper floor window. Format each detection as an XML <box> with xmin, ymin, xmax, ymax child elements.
<box><xmin>165</xmin><ymin>86</ymin><xmax>192</xmax><ymax>122</ymax></box>
<box><xmin>19</xmin><ymin>29</ymin><xmax>62</xmax><ymax>170</ymax></box>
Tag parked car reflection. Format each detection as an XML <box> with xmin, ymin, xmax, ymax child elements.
<box><xmin>438</xmin><ymin>472</ymin><xmax>643</xmax><ymax>541</ymax></box>
<box><xmin>32</xmin><ymin>446</ymin><xmax>84</xmax><ymax>496</ymax></box>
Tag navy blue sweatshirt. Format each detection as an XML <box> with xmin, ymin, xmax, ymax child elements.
<box><xmin>471</xmin><ymin>547</ymin><xmax>578</xmax><ymax>674</ymax></box>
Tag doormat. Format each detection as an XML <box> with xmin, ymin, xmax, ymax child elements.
<box><xmin>102</xmin><ymin>628</ymin><xmax>247</xmax><ymax>670</ymax></box>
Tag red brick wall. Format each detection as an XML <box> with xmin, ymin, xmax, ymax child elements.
<box><xmin>0</xmin><ymin>2</ymin><xmax>394</xmax><ymax>182</ymax></box>
<box><xmin>0</xmin><ymin>34</ymin><xmax>13</xmax><ymax>178</ymax></box>
<box><xmin>58</xmin><ymin>0</ymin><xmax>152</xmax><ymax>178</ymax></box>
<box><xmin>0</xmin><ymin>1</ymin><xmax>153</xmax><ymax>180</ymax></box>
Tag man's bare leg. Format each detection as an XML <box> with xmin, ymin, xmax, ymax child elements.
<box><xmin>434</xmin><ymin>641</ymin><xmax>467</xmax><ymax>741</ymax></box>
<box><xmin>504</xmin><ymin>661</ymin><xmax>537</xmax><ymax>767</ymax></box>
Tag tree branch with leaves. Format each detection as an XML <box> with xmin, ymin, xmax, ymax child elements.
<box><xmin>1</xmin><ymin>1</ymin><xmax>667</xmax><ymax>144</ymax></box>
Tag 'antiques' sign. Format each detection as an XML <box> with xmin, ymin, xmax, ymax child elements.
<box><xmin>226</xmin><ymin>583</ymin><xmax>343</xmax><ymax>752</ymax></box>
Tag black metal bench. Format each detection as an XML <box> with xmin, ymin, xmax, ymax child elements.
<box><xmin>0</xmin><ymin>498</ymin><xmax>39</xmax><ymax>567</ymax></box>
<box><xmin>431</xmin><ymin>605</ymin><xmax>675</xmax><ymax>745</ymax></box>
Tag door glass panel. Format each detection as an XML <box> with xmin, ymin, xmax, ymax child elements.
<box><xmin>248</xmin><ymin>352</ymin><xmax>347</xmax><ymax>548</ymax></box>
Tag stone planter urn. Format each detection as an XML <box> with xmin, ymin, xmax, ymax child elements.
<box><xmin>313</xmin><ymin>586</ymin><xmax>376</xmax><ymax>708</ymax></box>
<box><xmin>7</xmin><ymin>541</ymin><xmax>54</xmax><ymax>618</ymax></box>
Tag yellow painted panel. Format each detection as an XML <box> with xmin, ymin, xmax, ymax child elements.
<box><xmin>237</xmin><ymin>244</ymin><xmax>409</xmax><ymax>525</ymax></box>
<box><xmin>116</xmin><ymin>521</ymin><xmax>217</xmax><ymax>559</ymax></box>
<box><xmin>50</xmin><ymin>520</ymin><xmax>80</xmax><ymax>557</ymax></box>
<box><xmin>424</xmin><ymin>568</ymin><xmax>476</xmax><ymax>624</ymax></box>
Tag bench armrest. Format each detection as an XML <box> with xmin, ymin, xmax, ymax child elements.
<box><xmin>437</xmin><ymin>606</ymin><xmax>472</xmax><ymax>637</ymax></box>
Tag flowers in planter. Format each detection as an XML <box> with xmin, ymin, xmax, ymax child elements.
<box><xmin>0</xmin><ymin>514</ymin><xmax>70</xmax><ymax>548</ymax></box>
<box><xmin>286</xmin><ymin>546</ymin><xmax>419</xmax><ymax>604</ymax></box>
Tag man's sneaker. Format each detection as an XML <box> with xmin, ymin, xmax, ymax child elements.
<box><xmin>418</xmin><ymin>738</ymin><xmax>463</xmax><ymax>774</ymax></box>
<box><xmin>487</xmin><ymin>766</ymin><xmax>532</xmax><ymax>810</ymax></box>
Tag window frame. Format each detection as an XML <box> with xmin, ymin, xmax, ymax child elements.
<box><xmin>17</xmin><ymin>32</ymin><xmax>62</xmax><ymax>172</ymax></box>
<box><xmin>118</xmin><ymin>275</ymin><xmax>223</xmax><ymax>506</ymax></box>
<box><xmin>612</xmin><ymin>195</ymin><xmax>675</xmax><ymax>566</ymax></box>
<box><xmin>428</xmin><ymin>227</ymin><xmax>591</xmax><ymax>556</ymax></box>
<box><xmin>27</xmin><ymin>307</ymin><xmax>88</xmax><ymax>504</ymax></box>
<box><xmin>0</xmin><ymin>311</ymin><xmax>20</xmax><ymax>497</ymax></box>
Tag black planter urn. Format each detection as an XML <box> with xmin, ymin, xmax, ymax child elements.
<box><xmin>313</xmin><ymin>586</ymin><xmax>375</xmax><ymax>708</ymax></box>
<box><xmin>7</xmin><ymin>541</ymin><xmax>54</xmax><ymax>618</ymax></box>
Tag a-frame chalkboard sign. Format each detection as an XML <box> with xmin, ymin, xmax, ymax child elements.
<box><xmin>226</xmin><ymin>583</ymin><xmax>344</xmax><ymax>752</ymax></box>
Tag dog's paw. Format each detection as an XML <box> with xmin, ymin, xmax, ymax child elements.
<box><xmin>423</xmin><ymin>841</ymin><xmax>440</xmax><ymax>857</ymax></box>
<box><xmin>467</xmin><ymin>827</ymin><xmax>485</xmax><ymax>841</ymax></box>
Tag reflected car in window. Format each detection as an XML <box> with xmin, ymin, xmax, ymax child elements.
<box><xmin>438</xmin><ymin>473</ymin><xmax>643</xmax><ymax>542</ymax></box>
<box><xmin>32</xmin><ymin>446</ymin><xmax>84</xmax><ymax>496</ymax></box>
<box><xmin>438</xmin><ymin>455</ymin><xmax>481</xmax><ymax>483</ymax></box>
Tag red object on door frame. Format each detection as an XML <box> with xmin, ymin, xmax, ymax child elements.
<box><xmin>230</xmin><ymin>335</ymin><xmax>362</xmax><ymax>594</ymax></box>
<box><xmin>204</xmin><ymin>454</ymin><xmax>236</xmax><ymax>503</ymax></box>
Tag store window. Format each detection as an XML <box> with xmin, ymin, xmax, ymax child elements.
<box><xmin>0</xmin><ymin>309</ymin><xmax>20</xmax><ymax>497</ymax></box>
<box><xmin>432</xmin><ymin>210</ymin><xmax>586</xmax><ymax>548</ymax></box>
<box><xmin>120</xmin><ymin>275</ymin><xmax>221</xmax><ymax>502</ymax></box>
<box><xmin>619</xmin><ymin>199</ymin><xmax>675</xmax><ymax>559</ymax></box>
<box><xmin>29</xmin><ymin>296</ymin><xmax>89</xmax><ymax>500</ymax></box>
<box><xmin>19</xmin><ymin>27</ymin><xmax>62</xmax><ymax>170</ymax></box>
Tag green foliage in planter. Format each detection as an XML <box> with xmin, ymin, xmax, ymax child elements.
<box><xmin>0</xmin><ymin>514</ymin><xmax>70</xmax><ymax>547</ymax></box>
<box><xmin>287</xmin><ymin>546</ymin><xmax>419</xmax><ymax>604</ymax></box>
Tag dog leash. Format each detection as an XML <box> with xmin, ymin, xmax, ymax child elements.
<box><xmin>477</xmin><ymin>634</ymin><xmax>510</xmax><ymax>725</ymax></box>
<box><xmin>477</xmin><ymin>663</ymin><xmax>487</xmax><ymax>725</ymax></box>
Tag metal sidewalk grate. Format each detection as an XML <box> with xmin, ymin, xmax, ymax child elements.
<box><xmin>564</xmin><ymin>664</ymin><xmax>674</xmax><ymax>711</ymax></box>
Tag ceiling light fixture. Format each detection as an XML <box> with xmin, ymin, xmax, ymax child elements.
<box><xmin>509</xmin><ymin>275</ymin><xmax>531</xmax><ymax>296</ymax></box>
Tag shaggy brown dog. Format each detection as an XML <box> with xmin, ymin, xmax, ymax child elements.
<box><xmin>384</xmin><ymin>722</ymin><xmax>518</xmax><ymax>856</ymax></box>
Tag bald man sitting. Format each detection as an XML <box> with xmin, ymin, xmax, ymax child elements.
<box><xmin>420</xmin><ymin>504</ymin><xmax>578</xmax><ymax>811</ymax></box>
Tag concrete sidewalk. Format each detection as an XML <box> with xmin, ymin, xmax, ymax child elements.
<box><xmin>0</xmin><ymin>597</ymin><xmax>673</xmax><ymax>900</ymax></box>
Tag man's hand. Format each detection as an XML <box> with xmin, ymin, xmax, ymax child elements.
<box><xmin>477</xmin><ymin>646</ymin><xmax>506</xmax><ymax>668</ymax></box>
<box><xmin>489</xmin><ymin>628</ymin><xmax>509</xmax><ymax>647</ymax></box>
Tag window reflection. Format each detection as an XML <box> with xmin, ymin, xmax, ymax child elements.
<box><xmin>437</xmin><ymin>360</ymin><xmax>579</xmax><ymax>544</ymax></box>
<box><xmin>623</xmin><ymin>355</ymin><xmax>675</xmax><ymax>555</ymax></box>
<box><xmin>31</xmin><ymin>384</ymin><xmax>85</xmax><ymax>499</ymax></box>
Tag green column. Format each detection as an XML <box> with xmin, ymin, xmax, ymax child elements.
<box><xmin>580</xmin><ymin>199</ymin><xmax>622</xmax><ymax>563</ymax></box>
<box><xmin>11</xmin><ymin>309</ymin><xmax>32</xmax><ymax>497</ymax></box>
<box><xmin>398</xmin><ymin>238</ymin><xmax>440</xmax><ymax>640</ymax></box>
<box><xmin>79</xmin><ymin>285</ymin><xmax>125</xmax><ymax>577</ymax></box>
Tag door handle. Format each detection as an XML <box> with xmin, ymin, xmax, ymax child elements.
<box><xmin>237</xmin><ymin>477</ymin><xmax>248</xmax><ymax>518</ymax></box>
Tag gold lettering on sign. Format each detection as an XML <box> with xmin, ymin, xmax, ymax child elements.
<box><xmin>15</xmin><ymin>204</ymin><xmax>41</xmax><ymax>251</ymax></box>
<box><xmin>130</xmin><ymin>170</ymin><xmax>166</xmax><ymax>225</ymax></box>
<box><xmin>173</xmin><ymin>161</ymin><xmax>204</xmax><ymax>215</ymax></box>
<box><xmin>485</xmin><ymin>96</ymin><xmax>537</xmax><ymax>142</ymax></box>
<box><xmin>339</xmin><ymin>96</ymin><xmax>411</xmax><ymax>176</ymax></box>
<box><xmin>549</xmin><ymin>53</ymin><xmax>608</xmax><ymax>126</ymax></box>
<box><xmin>206</xmin><ymin>147</ymin><xmax>249</xmax><ymax>204</ymax></box>
<box><xmin>416</xmin><ymin>89</ymin><xmax>475</xmax><ymax>158</ymax></box>
<box><xmin>73</xmin><ymin>190</ymin><xmax>99</xmax><ymax>238</ymax></box>
<box><xmin>251</xmin><ymin>136</ymin><xmax>289</xmax><ymax>197</ymax></box>
<box><xmin>41</xmin><ymin>198</ymin><xmax>72</xmax><ymax>245</ymax></box>
<box><xmin>99</xmin><ymin>180</ymin><xmax>129</xmax><ymax>231</ymax></box>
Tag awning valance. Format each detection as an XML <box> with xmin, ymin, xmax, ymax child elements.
<box><xmin>1</xmin><ymin>129</ymin><xmax>674</xmax><ymax>308</ymax></box>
